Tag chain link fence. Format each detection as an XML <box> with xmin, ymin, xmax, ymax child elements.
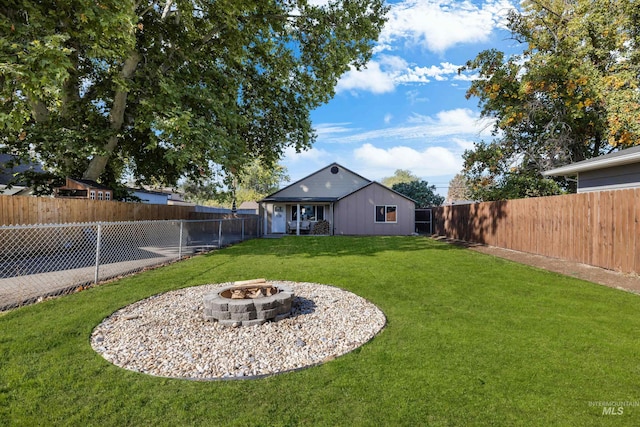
<box><xmin>0</xmin><ymin>218</ymin><xmax>258</xmax><ymax>311</ymax></box>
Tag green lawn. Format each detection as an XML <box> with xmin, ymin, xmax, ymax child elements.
<box><xmin>1</xmin><ymin>236</ymin><xmax>639</xmax><ymax>426</ymax></box>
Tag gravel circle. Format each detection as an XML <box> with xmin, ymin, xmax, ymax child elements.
<box><xmin>91</xmin><ymin>281</ymin><xmax>386</xmax><ymax>380</ymax></box>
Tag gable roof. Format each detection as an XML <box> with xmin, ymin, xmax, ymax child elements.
<box><xmin>337</xmin><ymin>181</ymin><xmax>417</xmax><ymax>204</ymax></box>
<box><xmin>238</xmin><ymin>201</ymin><xmax>259</xmax><ymax>210</ymax></box>
<box><xmin>65</xmin><ymin>178</ymin><xmax>112</xmax><ymax>190</ymax></box>
<box><xmin>543</xmin><ymin>145</ymin><xmax>640</xmax><ymax>176</ymax></box>
<box><xmin>261</xmin><ymin>163</ymin><xmax>372</xmax><ymax>202</ymax></box>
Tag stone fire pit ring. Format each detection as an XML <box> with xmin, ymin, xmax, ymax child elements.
<box><xmin>91</xmin><ymin>281</ymin><xmax>387</xmax><ymax>380</ymax></box>
<box><xmin>203</xmin><ymin>279</ymin><xmax>294</xmax><ymax>327</ymax></box>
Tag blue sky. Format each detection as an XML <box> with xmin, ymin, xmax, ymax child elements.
<box><xmin>281</xmin><ymin>0</ymin><xmax>523</xmax><ymax>197</ymax></box>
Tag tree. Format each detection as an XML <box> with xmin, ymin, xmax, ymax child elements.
<box><xmin>392</xmin><ymin>180</ymin><xmax>444</xmax><ymax>207</ymax></box>
<box><xmin>182</xmin><ymin>160</ymin><xmax>289</xmax><ymax>206</ymax></box>
<box><xmin>462</xmin><ymin>140</ymin><xmax>564</xmax><ymax>201</ymax></box>
<box><xmin>233</xmin><ymin>161</ymin><xmax>290</xmax><ymax>207</ymax></box>
<box><xmin>381</xmin><ymin>169</ymin><xmax>419</xmax><ymax>188</ymax></box>
<box><xmin>446</xmin><ymin>173</ymin><xmax>472</xmax><ymax>202</ymax></box>
<box><xmin>1</xmin><ymin>0</ymin><xmax>388</xmax><ymax>191</ymax></box>
<box><xmin>237</xmin><ymin>160</ymin><xmax>289</xmax><ymax>196</ymax></box>
<box><xmin>460</xmin><ymin>0</ymin><xmax>640</xmax><ymax>200</ymax></box>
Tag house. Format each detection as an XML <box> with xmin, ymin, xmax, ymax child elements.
<box><xmin>543</xmin><ymin>145</ymin><xmax>640</xmax><ymax>193</ymax></box>
<box><xmin>0</xmin><ymin>154</ymin><xmax>45</xmax><ymax>196</ymax></box>
<box><xmin>55</xmin><ymin>178</ymin><xmax>113</xmax><ymax>201</ymax></box>
<box><xmin>129</xmin><ymin>187</ymin><xmax>194</xmax><ymax>206</ymax></box>
<box><xmin>260</xmin><ymin>163</ymin><xmax>416</xmax><ymax>235</ymax></box>
<box><xmin>238</xmin><ymin>201</ymin><xmax>259</xmax><ymax>214</ymax></box>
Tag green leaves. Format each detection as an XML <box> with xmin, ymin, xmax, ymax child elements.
<box><xmin>461</xmin><ymin>0</ymin><xmax>640</xmax><ymax>200</ymax></box>
<box><xmin>392</xmin><ymin>180</ymin><xmax>444</xmax><ymax>208</ymax></box>
<box><xmin>1</xmin><ymin>0</ymin><xmax>387</xmax><ymax>193</ymax></box>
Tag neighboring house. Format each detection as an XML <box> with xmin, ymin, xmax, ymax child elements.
<box><xmin>238</xmin><ymin>201</ymin><xmax>259</xmax><ymax>214</ymax></box>
<box><xmin>543</xmin><ymin>145</ymin><xmax>640</xmax><ymax>193</ymax></box>
<box><xmin>55</xmin><ymin>178</ymin><xmax>113</xmax><ymax>201</ymax></box>
<box><xmin>260</xmin><ymin>163</ymin><xmax>416</xmax><ymax>235</ymax></box>
<box><xmin>444</xmin><ymin>200</ymin><xmax>477</xmax><ymax>206</ymax></box>
<box><xmin>129</xmin><ymin>188</ymin><xmax>194</xmax><ymax>206</ymax></box>
<box><xmin>0</xmin><ymin>154</ymin><xmax>45</xmax><ymax>196</ymax></box>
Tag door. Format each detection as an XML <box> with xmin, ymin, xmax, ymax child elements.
<box><xmin>272</xmin><ymin>204</ymin><xmax>286</xmax><ymax>233</ymax></box>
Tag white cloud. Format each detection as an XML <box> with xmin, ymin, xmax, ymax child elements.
<box><xmin>451</xmin><ymin>137</ymin><xmax>476</xmax><ymax>151</ymax></box>
<box><xmin>377</xmin><ymin>0</ymin><xmax>517</xmax><ymax>54</ymax></box>
<box><xmin>384</xmin><ymin>114</ymin><xmax>393</xmax><ymax>124</ymax></box>
<box><xmin>338</xmin><ymin>57</ymin><xmax>467</xmax><ymax>94</ymax></box>
<box><xmin>283</xmin><ymin>146</ymin><xmax>330</xmax><ymax>164</ymax></box>
<box><xmin>336</xmin><ymin>55</ymin><xmax>419</xmax><ymax>94</ymax></box>
<box><xmin>396</xmin><ymin>62</ymin><xmax>461</xmax><ymax>83</ymax></box>
<box><xmin>406</xmin><ymin>89</ymin><xmax>429</xmax><ymax>104</ymax></box>
<box><xmin>354</xmin><ymin>143</ymin><xmax>461</xmax><ymax>177</ymax></box>
<box><xmin>314</xmin><ymin>123</ymin><xmax>354</xmax><ymax>139</ymax></box>
<box><xmin>336</xmin><ymin>60</ymin><xmax>399</xmax><ymax>94</ymax></box>
<box><xmin>329</xmin><ymin>108</ymin><xmax>495</xmax><ymax>144</ymax></box>
<box><xmin>453</xmin><ymin>72</ymin><xmax>480</xmax><ymax>82</ymax></box>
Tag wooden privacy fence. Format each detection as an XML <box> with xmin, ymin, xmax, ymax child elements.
<box><xmin>433</xmin><ymin>188</ymin><xmax>640</xmax><ymax>275</ymax></box>
<box><xmin>0</xmin><ymin>195</ymin><xmax>247</xmax><ymax>225</ymax></box>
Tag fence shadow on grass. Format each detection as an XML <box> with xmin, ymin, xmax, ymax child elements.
<box><xmin>432</xmin><ymin>201</ymin><xmax>508</xmax><ymax>245</ymax></box>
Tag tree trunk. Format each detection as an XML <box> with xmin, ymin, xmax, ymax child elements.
<box><xmin>83</xmin><ymin>51</ymin><xmax>140</xmax><ymax>181</ymax></box>
<box><xmin>29</xmin><ymin>99</ymin><xmax>49</xmax><ymax>123</ymax></box>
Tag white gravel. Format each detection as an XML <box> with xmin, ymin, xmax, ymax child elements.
<box><xmin>91</xmin><ymin>281</ymin><xmax>386</xmax><ymax>380</ymax></box>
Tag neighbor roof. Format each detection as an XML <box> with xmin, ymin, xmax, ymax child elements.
<box><xmin>66</xmin><ymin>178</ymin><xmax>112</xmax><ymax>190</ymax></box>
<box><xmin>0</xmin><ymin>154</ymin><xmax>45</xmax><ymax>186</ymax></box>
<box><xmin>543</xmin><ymin>145</ymin><xmax>640</xmax><ymax>176</ymax></box>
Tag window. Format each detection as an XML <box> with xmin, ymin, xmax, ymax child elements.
<box><xmin>98</xmin><ymin>191</ymin><xmax>103</xmax><ymax>200</ymax></box>
<box><xmin>291</xmin><ymin>205</ymin><xmax>324</xmax><ymax>221</ymax></box>
<box><xmin>375</xmin><ymin>205</ymin><xmax>397</xmax><ymax>223</ymax></box>
<box><xmin>105</xmin><ymin>192</ymin><xmax>111</xmax><ymax>201</ymax></box>
<box><xmin>90</xmin><ymin>190</ymin><xmax>96</xmax><ymax>200</ymax></box>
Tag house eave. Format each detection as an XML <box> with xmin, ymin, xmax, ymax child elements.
<box><xmin>260</xmin><ymin>196</ymin><xmax>339</xmax><ymax>203</ymax></box>
<box><xmin>543</xmin><ymin>147</ymin><xmax>640</xmax><ymax>176</ymax></box>
<box><xmin>337</xmin><ymin>181</ymin><xmax>417</xmax><ymax>205</ymax></box>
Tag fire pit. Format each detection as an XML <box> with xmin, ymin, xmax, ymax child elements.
<box><xmin>203</xmin><ymin>279</ymin><xmax>294</xmax><ymax>326</ymax></box>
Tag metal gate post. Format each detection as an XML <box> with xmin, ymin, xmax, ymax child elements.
<box><xmin>241</xmin><ymin>218</ymin><xmax>245</xmax><ymax>241</ymax></box>
<box><xmin>218</xmin><ymin>220</ymin><xmax>222</xmax><ymax>248</ymax></box>
<box><xmin>178</xmin><ymin>221</ymin><xmax>183</xmax><ymax>260</ymax></box>
<box><xmin>94</xmin><ymin>223</ymin><xmax>102</xmax><ymax>284</ymax></box>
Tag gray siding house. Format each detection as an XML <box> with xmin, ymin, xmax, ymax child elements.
<box><xmin>260</xmin><ymin>163</ymin><xmax>416</xmax><ymax>235</ymax></box>
<box><xmin>543</xmin><ymin>145</ymin><xmax>640</xmax><ymax>193</ymax></box>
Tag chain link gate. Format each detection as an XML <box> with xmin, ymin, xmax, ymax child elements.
<box><xmin>0</xmin><ymin>218</ymin><xmax>258</xmax><ymax>311</ymax></box>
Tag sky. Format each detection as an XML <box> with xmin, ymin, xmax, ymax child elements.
<box><xmin>281</xmin><ymin>0</ymin><xmax>524</xmax><ymax>197</ymax></box>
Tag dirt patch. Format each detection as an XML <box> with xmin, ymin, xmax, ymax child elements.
<box><xmin>434</xmin><ymin>237</ymin><xmax>640</xmax><ymax>295</ymax></box>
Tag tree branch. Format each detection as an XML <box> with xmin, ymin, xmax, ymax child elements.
<box><xmin>83</xmin><ymin>51</ymin><xmax>141</xmax><ymax>181</ymax></box>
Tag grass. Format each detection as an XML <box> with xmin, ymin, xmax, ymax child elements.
<box><xmin>1</xmin><ymin>236</ymin><xmax>639</xmax><ymax>426</ymax></box>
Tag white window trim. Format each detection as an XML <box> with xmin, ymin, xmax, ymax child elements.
<box><xmin>90</xmin><ymin>190</ymin><xmax>96</xmax><ymax>200</ymax></box>
<box><xmin>98</xmin><ymin>191</ymin><xmax>103</xmax><ymax>200</ymax></box>
<box><xmin>375</xmin><ymin>205</ymin><xmax>397</xmax><ymax>223</ymax></box>
<box><xmin>105</xmin><ymin>192</ymin><xmax>111</xmax><ymax>201</ymax></box>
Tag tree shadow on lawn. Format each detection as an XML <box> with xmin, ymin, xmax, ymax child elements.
<box><xmin>217</xmin><ymin>235</ymin><xmax>469</xmax><ymax>259</ymax></box>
